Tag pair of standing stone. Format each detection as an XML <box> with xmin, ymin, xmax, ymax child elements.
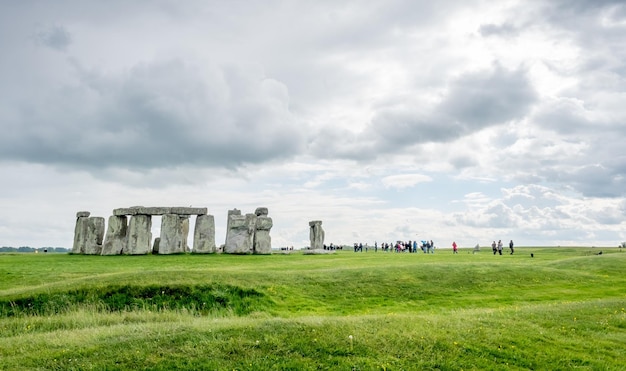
<box><xmin>223</xmin><ymin>207</ymin><xmax>273</xmax><ymax>254</ymax></box>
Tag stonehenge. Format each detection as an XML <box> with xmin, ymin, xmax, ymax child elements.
<box><xmin>72</xmin><ymin>206</ymin><xmax>275</xmax><ymax>255</ymax></box>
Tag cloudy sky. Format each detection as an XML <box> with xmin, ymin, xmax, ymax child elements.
<box><xmin>2</xmin><ymin>0</ymin><xmax>626</xmax><ymax>249</ymax></box>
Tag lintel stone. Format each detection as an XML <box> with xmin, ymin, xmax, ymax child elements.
<box><xmin>113</xmin><ymin>208</ymin><xmax>138</xmax><ymax>216</ymax></box>
<box><xmin>113</xmin><ymin>206</ymin><xmax>208</xmax><ymax>216</ymax></box>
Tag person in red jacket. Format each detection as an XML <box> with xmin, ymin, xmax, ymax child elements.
<box><xmin>452</xmin><ymin>241</ymin><xmax>458</xmax><ymax>254</ymax></box>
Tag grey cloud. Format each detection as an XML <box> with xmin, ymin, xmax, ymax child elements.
<box><xmin>307</xmin><ymin>126</ymin><xmax>378</xmax><ymax>161</ymax></box>
<box><xmin>526</xmin><ymin>98</ymin><xmax>626</xmax><ymax>197</ymax></box>
<box><xmin>0</xmin><ymin>59</ymin><xmax>305</xmax><ymax>171</ymax></box>
<box><xmin>310</xmin><ymin>66</ymin><xmax>537</xmax><ymax>160</ymax></box>
<box><xmin>450</xmin><ymin>155</ymin><xmax>476</xmax><ymax>169</ymax></box>
<box><xmin>555</xmin><ymin>164</ymin><xmax>626</xmax><ymax>198</ymax></box>
<box><xmin>533</xmin><ymin>99</ymin><xmax>590</xmax><ymax>134</ymax></box>
<box><xmin>535</xmin><ymin>1</ymin><xmax>626</xmax><ymax>50</ymax></box>
<box><xmin>440</xmin><ymin>66</ymin><xmax>536</xmax><ymax>126</ymax></box>
<box><xmin>478</xmin><ymin>23</ymin><xmax>519</xmax><ymax>38</ymax></box>
<box><xmin>363</xmin><ymin>65</ymin><xmax>537</xmax><ymax>151</ymax></box>
<box><xmin>34</xmin><ymin>25</ymin><xmax>72</xmax><ymax>51</ymax></box>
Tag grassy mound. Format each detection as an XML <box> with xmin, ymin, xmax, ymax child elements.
<box><xmin>0</xmin><ymin>284</ymin><xmax>270</xmax><ymax>317</ymax></box>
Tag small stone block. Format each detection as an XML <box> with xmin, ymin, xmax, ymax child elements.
<box><xmin>255</xmin><ymin>207</ymin><xmax>269</xmax><ymax>216</ymax></box>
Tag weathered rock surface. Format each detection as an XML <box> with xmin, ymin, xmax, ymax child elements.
<box><xmin>159</xmin><ymin>214</ymin><xmax>190</xmax><ymax>254</ymax></box>
<box><xmin>83</xmin><ymin>217</ymin><xmax>105</xmax><ymax>255</ymax></box>
<box><xmin>193</xmin><ymin>214</ymin><xmax>216</xmax><ymax>253</ymax></box>
<box><xmin>72</xmin><ymin>214</ymin><xmax>104</xmax><ymax>254</ymax></box>
<box><xmin>171</xmin><ymin>207</ymin><xmax>207</xmax><ymax>215</ymax></box>
<box><xmin>226</xmin><ymin>208</ymin><xmax>241</xmax><ymax>233</ymax></box>
<box><xmin>101</xmin><ymin>215</ymin><xmax>128</xmax><ymax>255</ymax></box>
<box><xmin>309</xmin><ymin>220</ymin><xmax>325</xmax><ymax>250</ymax></box>
<box><xmin>126</xmin><ymin>215</ymin><xmax>152</xmax><ymax>255</ymax></box>
<box><xmin>72</xmin><ymin>215</ymin><xmax>90</xmax><ymax>254</ymax></box>
<box><xmin>253</xmin><ymin>215</ymin><xmax>273</xmax><ymax>254</ymax></box>
<box><xmin>254</xmin><ymin>207</ymin><xmax>268</xmax><ymax>216</ymax></box>
<box><xmin>224</xmin><ymin>213</ymin><xmax>256</xmax><ymax>254</ymax></box>
<box><xmin>113</xmin><ymin>207</ymin><xmax>139</xmax><ymax>216</ymax></box>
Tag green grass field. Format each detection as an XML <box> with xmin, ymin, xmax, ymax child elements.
<box><xmin>1</xmin><ymin>247</ymin><xmax>624</xmax><ymax>370</ymax></box>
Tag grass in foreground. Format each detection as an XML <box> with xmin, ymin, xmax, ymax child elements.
<box><xmin>0</xmin><ymin>247</ymin><xmax>624</xmax><ymax>370</ymax></box>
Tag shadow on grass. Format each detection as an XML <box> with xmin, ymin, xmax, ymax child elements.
<box><xmin>0</xmin><ymin>284</ymin><xmax>273</xmax><ymax>317</ymax></box>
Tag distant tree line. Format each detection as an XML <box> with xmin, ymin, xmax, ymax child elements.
<box><xmin>0</xmin><ymin>246</ymin><xmax>69</xmax><ymax>253</ymax></box>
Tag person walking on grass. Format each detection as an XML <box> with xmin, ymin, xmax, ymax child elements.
<box><xmin>492</xmin><ymin>241</ymin><xmax>497</xmax><ymax>255</ymax></box>
<box><xmin>509</xmin><ymin>240</ymin><xmax>514</xmax><ymax>255</ymax></box>
<box><xmin>452</xmin><ymin>241</ymin><xmax>458</xmax><ymax>254</ymax></box>
<box><xmin>497</xmin><ymin>240</ymin><xmax>503</xmax><ymax>255</ymax></box>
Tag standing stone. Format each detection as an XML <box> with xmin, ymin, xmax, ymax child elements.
<box><xmin>224</xmin><ymin>213</ymin><xmax>257</xmax><ymax>254</ymax></box>
<box><xmin>101</xmin><ymin>215</ymin><xmax>128</xmax><ymax>255</ymax></box>
<box><xmin>83</xmin><ymin>217</ymin><xmax>105</xmax><ymax>255</ymax></box>
<box><xmin>72</xmin><ymin>213</ymin><xmax>90</xmax><ymax>254</ymax></box>
<box><xmin>159</xmin><ymin>214</ymin><xmax>190</xmax><ymax>254</ymax></box>
<box><xmin>226</xmin><ymin>209</ymin><xmax>241</xmax><ymax>235</ymax></box>
<box><xmin>254</xmin><ymin>215</ymin><xmax>273</xmax><ymax>254</ymax></box>
<box><xmin>309</xmin><ymin>220</ymin><xmax>324</xmax><ymax>250</ymax></box>
<box><xmin>193</xmin><ymin>214</ymin><xmax>216</xmax><ymax>253</ymax></box>
<box><xmin>126</xmin><ymin>215</ymin><xmax>152</xmax><ymax>255</ymax></box>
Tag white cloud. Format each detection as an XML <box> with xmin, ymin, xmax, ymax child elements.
<box><xmin>382</xmin><ymin>174</ymin><xmax>432</xmax><ymax>189</ymax></box>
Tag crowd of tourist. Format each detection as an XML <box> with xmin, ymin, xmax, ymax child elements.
<box><xmin>346</xmin><ymin>240</ymin><xmax>438</xmax><ymax>253</ymax></box>
<box><xmin>338</xmin><ymin>239</ymin><xmax>516</xmax><ymax>255</ymax></box>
